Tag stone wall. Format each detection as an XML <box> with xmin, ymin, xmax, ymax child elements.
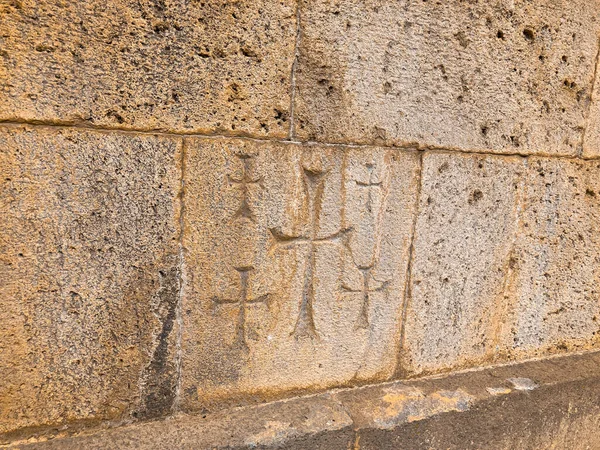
<box><xmin>1</xmin><ymin>0</ymin><xmax>600</xmax><ymax>443</ymax></box>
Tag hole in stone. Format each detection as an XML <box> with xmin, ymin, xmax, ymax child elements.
<box><xmin>523</xmin><ymin>28</ymin><xmax>535</xmax><ymax>41</ymax></box>
<box><xmin>468</xmin><ymin>189</ymin><xmax>484</xmax><ymax>204</ymax></box>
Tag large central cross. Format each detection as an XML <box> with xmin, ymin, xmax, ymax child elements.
<box><xmin>212</xmin><ymin>266</ymin><xmax>269</xmax><ymax>350</ymax></box>
<box><xmin>270</xmin><ymin>166</ymin><xmax>349</xmax><ymax>340</ymax></box>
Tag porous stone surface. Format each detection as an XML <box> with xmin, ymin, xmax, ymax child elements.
<box><xmin>401</xmin><ymin>152</ymin><xmax>525</xmax><ymax>376</ymax></box>
<box><xmin>0</xmin><ymin>0</ymin><xmax>296</xmax><ymax>137</ymax></box>
<box><xmin>355</xmin><ymin>351</ymin><xmax>600</xmax><ymax>450</ymax></box>
<box><xmin>294</xmin><ymin>0</ymin><xmax>600</xmax><ymax>155</ymax></box>
<box><xmin>11</xmin><ymin>350</ymin><xmax>600</xmax><ymax>450</ymax></box>
<box><xmin>498</xmin><ymin>158</ymin><xmax>600</xmax><ymax>359</ymax></box>
<box><xmin>180</xmin><ymin>138</ymin><xmax>420</xmax><ymax>411</ymax></box>
<box><xmin>583</xmin><ymin>63</ymin><xmax>600</xmax><ymax>158</ymax></box>
<box><xmin>8</xmin><ymin>395</ymin><xmax>354</xmax><ymax>450</ymax></box>
<box><xmin>0</xmin><ymin>126</ymin><xmax>182</xmax><ymax>439</ymax></box>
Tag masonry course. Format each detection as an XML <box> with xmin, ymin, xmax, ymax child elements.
<box><xmin>1</xmin><ymin>0</ymin><xmax>600</xmax><ymax>447</ymax></box>
<box><xmin>7</xmin><ymin>351</ymin><xmax>600</xmax><ymax>450</ymax></box>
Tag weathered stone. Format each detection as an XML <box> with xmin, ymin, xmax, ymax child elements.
<box><xmin>356</xmin><ymin>351</ymin><xmax>600</xmax><ymax>450</ymax></box>
<box><xmin>0</xmin><ymin>126</ymin><xmax>182</xmax><ymax>439</ymax></box>
<box><xmin>9</xmin><ymin>394</ymin><xmax>355</xmax><ymax>450</ymax></box>
<box><xmin>401</xmin><ymin>152</ymin><xmax>525</xmax><ymax>376</ymax></box>
<box><xmin>12</xmin><ymin>350</ymin><xmax>600</xmax><ymax>450</ymax></box>
<box><xmin>0</xmin><ymin>1</ymin><xmax>296</xmax><ymax>137</ymax></box>
<box><xmin>181</xmin><ymin>138</ymin><xmax>420</xmax><ymax>411</ymax></box>
<box><xmin>498</xmin><ymin>158</ymin><xmax>600</xmax><ymax>359</ymax></box>
<box><xmin>583</xmin><ymin>62</ymin><xmax>600</xmax><ymax>158</ymax></box>
<box><xmin>295</xmin><ymin>0</ymin><xmax>600</xmax><ymax>155</ymax></box>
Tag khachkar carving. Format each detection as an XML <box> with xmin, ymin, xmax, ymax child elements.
<box><xmin>228</xmin><ymin>153</ymin><xmax>262</xmax><ymax>223</ymax></box>
<box><xmin>343</xmin><ymin>161</ymin><xmax>391</xmax><ymax>329</ymax></box>
<box><xmin>213</xmin><ymin>152</ymin><xmax>269</xmax><ymax>350</ymax></box>
<box><xmin>182</xmin><ymin>140</ymin><xmax>420</xmax><ymax>408</ymax></box>
<box><xmin>212</xmin><ymin>266</ymin><xmax>269</xmax><ymax>350</ymax></box>
<box><xmin>270</xmin><ymin>164</ymin><xmax>350</xmax><ymax>340</ymax></box>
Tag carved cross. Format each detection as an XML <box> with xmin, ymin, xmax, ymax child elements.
<box><xmin>228</xmin><ymin>154</ymin><xmax>262</xmax><ymax>222</ymax></box>
<box><xmin>355</xmin><ymin>162</ymin><xmax>382</xmax><ymax>213</ymax></box>
<box><xmin>270</xmin><ymin>166</ymin><xmax>350</xmax><ymax>340</ymax></box>
<box><xmin>342</xmin><ymin>267</ymin><xmax>389</xmax><ymax>329</ymax></box>
<box><xmin>212</xmin><ymin>266</ymin><xmax>269</xmax><ymax>350</ymax></box>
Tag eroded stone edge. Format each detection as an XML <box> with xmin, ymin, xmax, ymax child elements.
<box><xmin>8</xmin><ymin>349</ymin><xmax>600</xmax><ymax>449</ymax></box>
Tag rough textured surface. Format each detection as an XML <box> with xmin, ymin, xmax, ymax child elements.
<box><xmin>3</xmin><ymin>0</ymin><xmax>600</xmax><ymax>445</ymax></box>
<box><xmin>181</xmin><ymin>138</ymin><xmax>420</xmax><ymax>411</ymax></box>
<box><xmin>356</xmin><ymin>351</ymin><xmax>600</xmax><ymax>450</ymax></box>
<box><xmin>401</xmin><ymin>152</ymin><xmax>525</xmax><ymax>376</ymax></box>
<box><xmin>0</xmin><ymin>0</ymin><xmax>296</xmax><ymax>137</ymax></box>
<box><xmin>583</xmin><ymin>60</ymin><xmax>600</xmax><ymax>158</ymax></box>
<box><xmin>294</xmin><ymin>0</ymin><xmax>600</xmax><ymax>155</ymax></box>
<box><xmin>8</xmin><ymin>396</ymin><xmax>354</xmax><ymax>450</ymax></box>
<box><xmin>0</xmin><ymin>126</ymin><xmax>182</xmax><ymax>439</ymax></box>
<box><xmin>499</xmin><ymin>158</ymin><xmax>600</xmax><ymax>359</ymax></box>
<box><xmin>11</xmin><ymin>350</ymin><xmax>600</xmax><ymax>450</ymax></box>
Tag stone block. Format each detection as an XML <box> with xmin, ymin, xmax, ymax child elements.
<box><xmin>583</xmin><ymin>64</ymin><xmax>600</xmax><ymax>158</ymax></box>
<box><xmin>295</xmin><ymin>0</ymin><xmax>600</xmax><ymax>155</ymax></box>
<box><xmin>401</xmin><ymin>152</ymin><xmax>525</xmax><ymax>376</ymax></box>
<box><xmin>10</xmin><ymin>393</ymin><xmax>355</xmax><ymax>450</ymax></box>
<box><xmin>181</xmin><ymin>138</ymin><xmax>420</xmax><ymax>411</ymax></box>
<box><xmin>13</xmin><ymin>350</ymin><xmax>600</xmax><ymax>450</ymax></box>
<box><xmin>498</xmin><ymin>157</ymin><xmax>600</xmax><ymax>358</ymax></box>
<box><xmin>355</xmin><ymin>351</ymin><xmax>600</xmax><ymax>450</ymax></box>
<box><xmin>0</xmin><ymin>126</ymin><xmax>182</xmax><ymax>438</ymax></box>
<box><xmin>0</xmin><ymin>0</ymin><xmax>296</xmax><ymax>137</ymax></box>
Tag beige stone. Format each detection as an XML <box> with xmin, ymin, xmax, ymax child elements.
<box><xmin>294</xmin><ymin>0</ymin><xmax>600</xmax><ymax>155</ymax></box>
<box><xmin>401</xmin><ymin>152</ymin><xmax>525</xmax><ymax>376</ymax></box>
<box><xmin>498</xmin><ymin>158</ymin><xmax>600</xmax><ymax>358</ymax></box>
<box><xmin>10</xmin><ymin>350</ymin><xmax>600</xmax><ymax>450</ymax></box>
<box><xmin>181</xmin><ymin>138</ymin><xmax>420</xmax><ymax>411</ymax></box>
<box><xmin>0</xmin><ymin>126</ymin><xmax>182</xmax><ymax>438</ymax></box>
<box><xmin>0</xmin><ymin>0</ymin><xmax>296</xmax><ymax>137</ymax></box>
<box><xmin>583</xmin><ymin>63</ymin><xmax>600</xmax><ymax>158</ymax></box>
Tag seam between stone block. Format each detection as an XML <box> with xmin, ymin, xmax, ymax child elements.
<box><xmin>394</xmin><ymin>150</ymin><xmax>424</xmax><ymax>379</ymax></box>
<box><xmin>1</xmin><ymin>120</ymin><xmax>598</xmax><ymax>162</ymax></box>
<box><xmin>580</xmin><ymin>37</ymin><xmax>600</xmax><ymax>158</ymax></box>
<box><xmin>287</xmin><ymin>0</ymin><xmax>302</xmax><ymax>140</ymax></box>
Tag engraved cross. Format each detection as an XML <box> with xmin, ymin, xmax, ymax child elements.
<box><xmin>342</xmin><ymin>267</ymin><xmax>389</xmax><ymax>329</ymax></box>
<box><xmin>212</xmin><ymin>266</ymin><xmax>269</xmax><ymax>350</ymax></box>
<box><xmin>228</xmin><ymin>154</ymin><xmax>262</xmax><ymax>222</ymax></box>
<box><xmin>355</xmin><ymin>162</ymin><xmax>382</xmax><ymax>213</ymax></box>
<box><xmin>270</xmin><ymin>167</ymin><xmax>350</xmax><ymax>340</ymax></box>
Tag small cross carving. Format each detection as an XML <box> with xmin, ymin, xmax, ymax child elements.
<box><xmin>212</xmin><ymin>266</ymin><xmax>269</xmax><ymax>350</ymax></box>
<box><xmin>342</xmin><ymin>267</ymin><xmax>389</xmax><ymax>329</ymax></box>
<box><xmin>355</xmin><ymin>162</ymin><xmax>382</xmax><ymax>213</ymax></box>
<box><xmin>228</xmin><ymin>154</ymin><xmax>262</xmax><ymax>222</ymax></box>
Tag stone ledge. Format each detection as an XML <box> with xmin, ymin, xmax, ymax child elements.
<box><xmin>7</xmin><ymin>350</ymin><xmax>600</xmax><ymax>449</ymax></box>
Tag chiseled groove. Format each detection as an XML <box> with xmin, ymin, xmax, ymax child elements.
<box><xmin>1</xmin><ymin>119</ymin><xmax>599</xmax><ymax>162</ymax></box>
<box><xmin>580</xmin><ymin>37</ymin><xmax>600</xmax><ymax>157</ymax></box>
<box><xmin>172</xmin><ymin>138</ymin><xmax>187</xmax><ymax>415</ymax></box>
<box><xmin>490</xmin><ymin>156</ymin><xmax>529</xmax><ymax>352</ymax></box>
<box><xmin>287</xmin><ymin>0</ymin><xmax>302</xmax><ymax>140</ymax></box>
<box><xmin>394</xmin><ymin>150</ymin><xmax>424</xmax><ymax>379</ymax></box>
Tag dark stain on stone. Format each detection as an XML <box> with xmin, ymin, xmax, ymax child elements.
<box><xmin>137</xmin><ymin>263</ymin><xmax>179</xmax><ymax>419</ymax></box>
